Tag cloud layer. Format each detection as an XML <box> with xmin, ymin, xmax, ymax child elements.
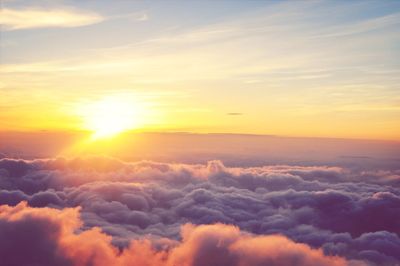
<box><xmin>0</xmin><ymin>156</ymin><xmax>399</xmax><ymax>265</ymax></box>
<box><xmin>0</xmin><ymin>202</ymin><xmax>347</xmax><ymax>266</ymax></box>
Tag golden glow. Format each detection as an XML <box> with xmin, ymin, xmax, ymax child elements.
<box><xmin>1</xmin><ymin>2</ymin><xmax>399</xmax><ymax>141</ymax></box>
<box><xmin>79</xmin><ymin>96</ymin><xmax>143</xmax><ymax>139</ymax></box>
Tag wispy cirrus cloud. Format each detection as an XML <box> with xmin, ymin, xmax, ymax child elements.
<box><xmin>0</xmin><ymin>7</ymin><xmax>104</xmax><ymax>30</ymax></box>
<box><xmin>113</xmin><ymin>11</ymin><xmax>149</xmax><ymax>22</ymax></box>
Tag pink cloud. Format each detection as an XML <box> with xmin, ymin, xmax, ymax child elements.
<box><xmin>0</xmin><ymin>201</ymin><xmax>350</xmax><ymax>266</ymax></box>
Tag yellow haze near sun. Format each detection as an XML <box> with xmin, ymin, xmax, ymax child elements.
<box><xmin>78</xmin><ymin>96</ymin><xmax>143</xmax><ymax>139</ymax></box>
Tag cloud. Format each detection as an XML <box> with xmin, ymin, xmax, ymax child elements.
<box><xmin>0</xmin><ymin>7</ymin><xmax>104</xmax><ymax>30</ymax></box>
<box><xmin>0</xmin><ymin>156</ymin><xmax>399</xmax><ymax>265</ymax></box>
<box><xmin>113</xmin><ymin>11</ymin><xmax>149</xmax><ymax>22</ymax></box>
<box><xmin>0</xmin><ymin>201</ymin><xmax>349</xmax><ymax>266</ymax></box>
<box><xmin>169</xmin><ymin>223</ymin><xmax>348</xmax><ymax>266</ymax></box>
<box><xmin>227</xmin><ymin>112</ymin><xmax>243</xmax><ymax>116</ymax></box>
<box><xmin>314</xmin><ymin>12</ymin><xmax>400</xmax><ymax>39</ymax></box>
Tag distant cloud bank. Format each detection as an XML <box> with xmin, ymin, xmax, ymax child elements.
<box><xmin>0</xmin><ymin>156</ymin><xmax>399</xmax><ymax>265</ymax></box>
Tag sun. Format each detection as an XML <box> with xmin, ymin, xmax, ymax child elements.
<box><xmin>80</xmin><ymin>96</ymin><xmax>142</xmax><ymax>139</ymax></box>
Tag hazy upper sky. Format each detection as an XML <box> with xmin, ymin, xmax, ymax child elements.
<box><xmin>1</xmin><ymin>0</ymin><xmax>400</xmax><ymax>140</ymax></box>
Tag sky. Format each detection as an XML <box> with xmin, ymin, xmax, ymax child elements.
<box><xmin>1</xmin><ymin>0</ymin><xmax>400</xmax><ymax>140</ymax></box>
<box><xmin>1</xmin><ymin>2</ymin><xmax>400</xmax><ymax>266</ymax></box>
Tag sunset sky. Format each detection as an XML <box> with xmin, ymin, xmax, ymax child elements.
<box><xmin>1</xmin><ymin>2</ymin><xmax>400</xmax><ymax>266</ymax></box>
<box><xmin>1</xmin><ymin>0</ymin><xmax>400</xmax><ymax>140</ymax></box>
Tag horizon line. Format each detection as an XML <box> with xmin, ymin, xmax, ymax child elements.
<box><xmin>1</xmin><ymin>129</ymin><xmax>399</xmax><ymax>143</ymax></box>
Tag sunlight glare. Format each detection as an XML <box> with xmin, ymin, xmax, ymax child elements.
<box><xmin>80</xmin><ymin>96</ymin><xmax>142</xmax><ymax>139</ymax></box>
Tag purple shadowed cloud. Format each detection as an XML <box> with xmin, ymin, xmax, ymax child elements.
<box><xmin>0</xmin><ymin>156</ymin><xmax>399</xmax><ymax>265</ymax></box>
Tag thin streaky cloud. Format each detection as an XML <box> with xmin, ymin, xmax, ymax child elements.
<box><xmin>111</xmin><ymin>11</ymin><xmax>149</xmax><ymax>22</ymax></box>
<box><xmin>313</xmin><ymin>12</ymin><xmax>400</xmax><ymax>39</ymax></box>
<box><xmin>0</xmin><ymin>7</ymin><xmax>104</xmax><ymax>30</ymax></box>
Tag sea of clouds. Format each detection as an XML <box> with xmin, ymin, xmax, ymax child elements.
<box><xmin>0</xmin><ymin>156</ymin><xmax>399</xmax><ymax>265</ymax></box>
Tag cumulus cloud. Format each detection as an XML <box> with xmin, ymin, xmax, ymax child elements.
<box><xmin>0</xmin><ymin>202</ymin><xmax>348</xmax><ymax>266</ymax></box>
<box><xmin>0</xmin><ymin>7</ymin><xmax>104</xmax><ymax>30</ymax></box>
<box><xmin>0</xmin><ymin>156</ymin><xmax>399</xmax><ymax>265</ymax></box>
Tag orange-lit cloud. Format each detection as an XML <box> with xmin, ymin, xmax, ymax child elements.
<box><xmin>0</xmin><ymin>201</ymin><xmax>350</xmax><ymax>266</ymax></box>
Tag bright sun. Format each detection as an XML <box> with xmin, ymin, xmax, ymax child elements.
<box><xmin>80</xmin><ymin>96</ymin><xmax>142</xmax><ymax>139</ymax></box>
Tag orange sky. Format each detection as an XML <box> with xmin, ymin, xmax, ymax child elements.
<box><xmin>1</xmin><ymin>1</ymin><xmax>400</xmax><ymax>140</ymax></box>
